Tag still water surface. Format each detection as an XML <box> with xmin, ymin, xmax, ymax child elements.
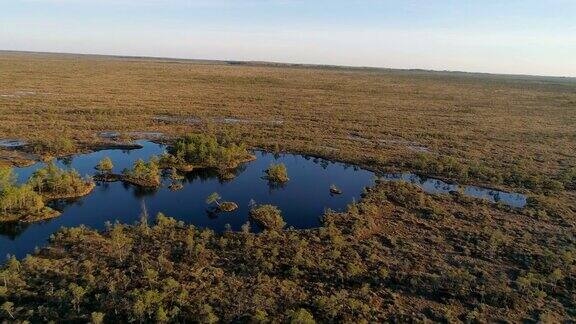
<box><xmin>2</xmin><ymin>141</ymin><xmax>374</xmax><ymax>258</ymax></box>
<box><xmin>1</xmin><ymin>141</ymin><xmax>526</xmax><ymax>259</ymax></box>
<box><xmin>380</xmin><ymin>173</ymin><xmax>527</xmax><ymax>208</ymax></box>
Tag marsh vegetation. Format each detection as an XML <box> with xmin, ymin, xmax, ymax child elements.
<box><xmin>161</xmin><ymin>134</ymin><xmax>255</xmax><ymax>176</ymax></box>
<box><xmin>95</xmin><ymin>157</ymin><xmax>113</xmax><ymax>174</ymax></box>
<box><xmin>0</xmin><ymin>167</ymin><xmax>58</xmax><ymax>222</ymax></box>
<box><xmin>249</xmin><ymin>204</ymin><xmax>286</xmax><ymax>230</ymax></box>
<box><xmin>1</xmin><ymin>161</ymin><xmax>95</xmax><ymax>223</ymax></box>
<box><xmin>263</xmin><ymin>163</ymin><xmax>289</xmax><ymax>183</ymax></box>
<box><xmin>121</xmin><ymin>158</ymin><xmax>161</xmax><ymax>187</ymax></box>
<box><xmin>27</xmin><ymin>162</ymin><xmax>95</xmax><ymax>199</ymax></box>
<box><xmin>0</xmin><ymin>53</ymin><xmax>574</xmax><ymax>322</ymax></box>
<box><xmin>1</xmin><ymin>181</ymin><xmax>574</xmax><ymax>322</ymax></box>
<box><xmin>206</xmin><ymin>192</ymin><xmax>238</xmax><ymax>212</ymax></box>
<box><xmin>32</xmin><ymin>136</ymin><xmax>77</xmax><ymax>158</ymax></box>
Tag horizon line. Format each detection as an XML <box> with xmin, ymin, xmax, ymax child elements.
<box><xmin>2</xmin><ymin>49</ymin><xmax>575</xmax><ymax>81</ymax></box>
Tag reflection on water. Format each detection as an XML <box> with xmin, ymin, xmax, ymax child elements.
<box><xmin>380</xmin><ymin>173</ymin><xmax>527</xmax><ymax>208</ymax></box>
<box><xmin>2</xmin><ymin>141</ymin><xmax>374</xmax><ymax>258</ymax></box>
<box><xmin>1</xmin><ymin>140</ymin><xmax>528</xmax><ymax>259</ymax></box>
<box><xmin>0</xmin><ymin>222</ymin><xmax>30</xmax><ymax>240</ymax></box>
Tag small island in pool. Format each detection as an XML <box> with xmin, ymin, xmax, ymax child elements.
<box><xmin>1</xmin><ymin>162</ymin><xmax>94</xmax><ymax>223</ymax></box>
<box><xmin>263</xmin><ymin>163</ymin><xmax>290</xmax><ymax>183</ymax></box>
<box><xmin>159</xmin><ymin>134</ymin><xmax>256</xmax><ymax>177</ymax></box>
<box><xmin>2</xmin><ymin>133</ymin><xmax>258</xmax><ymax>223</ymax></box>
<box><xmin>93</xmin><ymin>134</ymin><xmax>256</xmax><ymax>187</ymax></box>
<box><xmin>28</xmin><ymin>162</ymin><xmax>95</xmax><ymax>200</ymax></box>
<box><xmin>206</xmin><ymin>192</ymin><xmax>239</xmax><ymax>212</ymax></box>
<box><xmin>94</xmin><ymin>158</ymin><xmax>161</xmax><ymax>188</ymax></box>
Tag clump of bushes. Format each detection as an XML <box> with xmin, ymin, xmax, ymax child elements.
<box><xmin>524</xmin><ymin>195</ymin><xmax>571</xmax><ymax>220</ymax></box>
<box><xmin>263</xmin><ymin>163</ymin><xmax>289</xmax><ymax>183</ymax></box>
<box><xmin>376</xmin><ymin>181</ymin><xmax>429</xmax><ymax>208</ymax></box>
<box><xmin>27</xmin><ymin>162</ymin><xmax>94</xmax><ymax>199</ymax></box>
<box><xmin>559</xmin><ymin>167</ymin><xmax>576</xmax><ymax>190</ymax></box>
<box><xmin>93</xmin><ymin>158</ymin><xmax>160</xmax><ymax>188</ymax></box>
<box><xmin>165</xmin><ymin>134</ymin><xmax>252</xmax><ymax>171</ymax></box>
<box><xmin>122</xmin><ymin>158</ymin><xmax>160</xmax><ymax>187</ymax></box>
<box><xmin>206</xmin><ymin>192</ymin><xmax>238</xmax><ymax>212</ymax></box>
<box><xmin>506</xmin><ymin>166</ymin><xmax>564</xmax><ymax>194</ymax></box>
<box><xmin>0</xmin><ymin>166</ymin><xmax>55</xmax><ymax>222</ymax></box>
<box><xmin>168</xmin><ymin>167</ymin><xmax>184</xmax><ymax>191</ymax></box>
<box><xmin>408</xmin><ymin>153</ymin><xmax>565</xmax><ymax>194</ymax></box>
<box><xmin>0</xmin><ymin>167</ymin><xmax>15</xmax><ymax>191</ymax></box>
<box><xmin>249</xmin><ymin>204</ymin><xmax>285</xmax><ymax>230</ymax></box>
<box><xmin>95</xmin><ymin>157</ymin><xmax>114</xmax><ymax>174</ymax></box>
<box><xmin>33</xmin><ymin>136</ymin><xmax>76</xmax><ymax>155</ymax></box>
<box><xmin>0</xmin><ymin>185</ymin><xmax>46</xmax><ymax>219</ymax></box>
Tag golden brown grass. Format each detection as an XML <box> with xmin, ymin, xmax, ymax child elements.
<box><xmin>0</xmin><ymin>52</ymin><xmax>575</xmax><ymax>322</ymax></box>
<box><xmin>1</xmin><ymin>53</ymin><xmax>573</xmax><ymax>162</ymax></box>
<box><xmin>0</xmin><ymin>52</ymin><xmax>574</xmax><ymax>196</ymax></box>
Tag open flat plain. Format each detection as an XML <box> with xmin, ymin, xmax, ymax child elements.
<box><xmin>0</xmin><ymin>51</ymin><xmax>575</xmax><ymax>322</ymax></box>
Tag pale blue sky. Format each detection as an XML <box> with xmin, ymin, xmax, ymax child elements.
<box><xmin>1</xmin><ymin>0</ymin><xmax>575</xmax><ymax>76</ymax></box>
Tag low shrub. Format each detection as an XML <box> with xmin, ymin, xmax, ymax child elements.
<box><xmin>168</xmin><ymin>134</ymin><xmax>250</xmax><ymax>170</ymax></box>
<box><xmin>28</xmin><ymin>162</ymin><xmax>92</xmax><ymax>197</ymax></box>
<box><xmin>0</xmin><ymin>166</ymin><xmax>48</xmax><ymax>220</ymax></box>
<box><xmin>0</xmin><ymin>184</ymin><xmax>46</xmax><ymax>218</ymax></box>
<box><xmin>409</xmin><ymin>154</ymin><xmax>566</xmax><ymax>194</ymax></box>
<box><xmin>33</xmin><ymin>136</ymin><xmax>76</xmax><ymax>155</ymax></box>
<box><xmin>122</xmin><ymin>158</ymin><xmax>160</xmax><ymax>186</ymax></box>
<box><xmin>95</xmin><ymin>157</ymin><xmax>114</xmax><ymax>173</ymax></box>
<box><xmin>249</xmin><ymin>204</ymin><xmax>286</xmax><ymax>230</ymax></box>
<box><xmin>264</xmin><ymin>163</ymin><xmax>289</xmax><ymax>183</ymax></box>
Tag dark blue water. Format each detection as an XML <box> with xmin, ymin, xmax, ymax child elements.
<box><xmin>1</xmin><ymin>141</ymin><xmax>527</xmax><ymax>259</ymax></box>
<box><xmin>13</xmin><ymin>141</ymin><xmax>167</xmax><ymax>182</ymax></box>
<box><xmin>380</xmin><ymin>173</ymin><xmax>527</xmax><ymax>208</ymax></box>
<box><xmin>2</xmin><ymin>141</ymin><xmax>375</xmax><ymax>258</ymax></box>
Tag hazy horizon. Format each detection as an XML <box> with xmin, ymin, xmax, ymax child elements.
<box><xmin>2</xmin><ymin>0</ymin><xmax>575</xmax><ymax>78</ymax></box>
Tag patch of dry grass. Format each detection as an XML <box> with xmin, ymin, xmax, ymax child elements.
<box><xmin>0</xmin><ymin>52</ymin><xmax>575</xmax><ymax>322</ymax></box>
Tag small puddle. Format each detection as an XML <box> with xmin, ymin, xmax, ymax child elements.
<box><xmin>407</xmin><ymin>145</ymin><xmax>432</xmax><ymax>153</ymax></box>
<box><xmin>0</xmin><ymin>139</ymin><xmax>28</xmax><ymax>148</ymax></box>
<box><xmin>347</xmin><ymin>134</ymin><xmax>373</xmax><ymax>144</ymax></box>
<box><xmin>99</xmin><ymin>131</ymin><xmax>165</xmax><ymax>139</ymax></box>
<box><xmin>0</xmin><ymin>91</ymin><xmax>38</xmax><ymax>98</ymax></box>
<box><xmin>380</xmin><ymin>173</ymin><xmax>527</xmax><ymax>208</ymax></box>
<box><xmin>378</xmin><ymin>139</ymin><xmax>431</xmax><ymax>153</ymax></box>
<box><xmin>153</xmin><ymin>115</ymin><xmax>283</xmax><ymax>126</ymax></box>
<box><xmin>216</xmin><ymin>118</ymin><xmax>284</xmax><ymax>125</ymax></box>
<box><xmin>407</xmin><ymin>146</ymin><xmax>431</xmax><ymax>153</ymax></box>
<box><xmin>99</xmin><ymin>131</ymin><xmax>120</xmax><ymax>139</ymax></box>
<box><xmin>153</xmin><ymin>116</ymin><xmax>202</xmax><ymax>124</ymax></box>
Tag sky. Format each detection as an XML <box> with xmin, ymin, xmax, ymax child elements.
<box><xmin>1</xmin><ymin>0</ymin><xmax>575</xmax><ymax>77</ymax></box>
